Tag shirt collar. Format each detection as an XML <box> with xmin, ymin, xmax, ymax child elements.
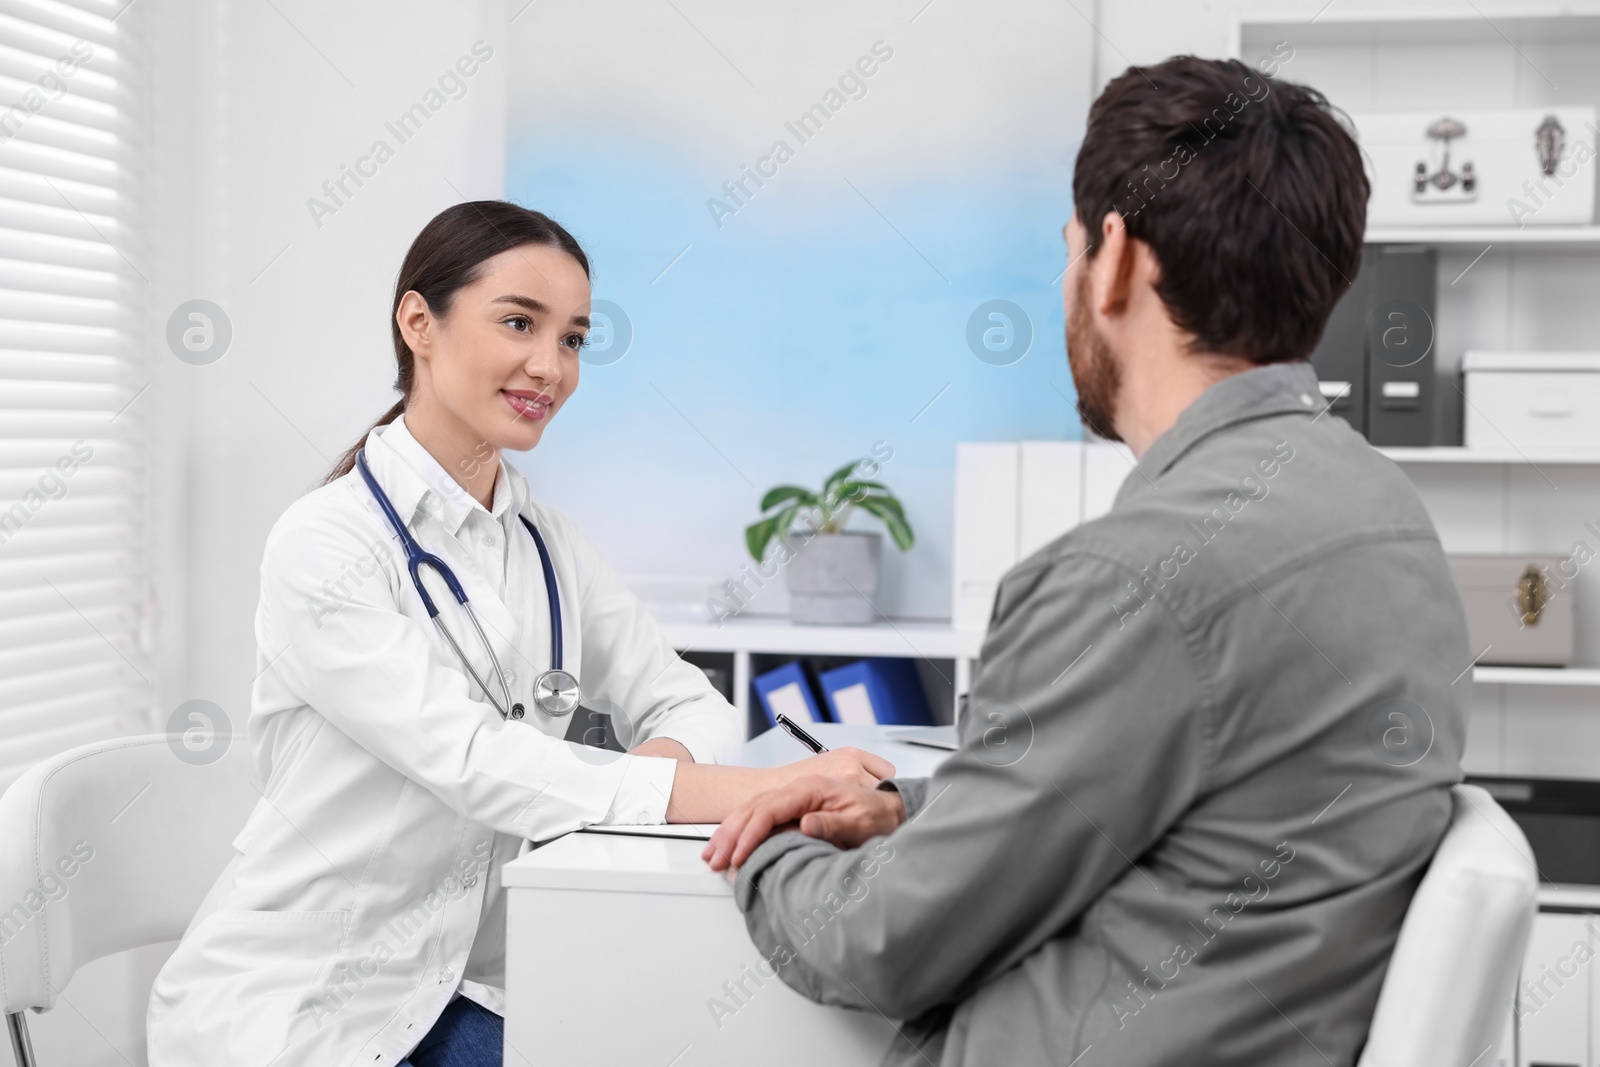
<box><xmin>364</xmin><ymin>414</ymin><xmax>528</xmax><ymax>537</ymax></box>
<box><xmin>1123</xmin><ymin>360</ymin><xmax>1323</xmax><ymax>496</ymax></box>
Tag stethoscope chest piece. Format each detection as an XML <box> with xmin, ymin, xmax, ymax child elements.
<box><xmin>533</xmin><ymin>668</ymin><xmax>581</xmax><ymax>717</ymax></box>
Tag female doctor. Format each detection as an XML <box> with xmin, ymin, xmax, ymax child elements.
<box><xmin>146</xmin><ymin>201</ymin><xmax>891</xmax><ymax>1067</ymax></box>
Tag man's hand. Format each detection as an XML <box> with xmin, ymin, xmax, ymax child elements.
<box><xmin>702</xmin><ymin>775</ymin><xmax>906</xmax><ymax>873</ymax></box>
<box><xmin>777</xmin><ymin>747</ymin><xmax>895</xmax><ymax>789</ymax></box>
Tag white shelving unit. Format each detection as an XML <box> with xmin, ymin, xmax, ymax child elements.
<box><xmin>1379</xmin><ymin>448</ymin><xmax>1600</xmax><ymax>714</ymax></box>
<box><xmin>656</xmin><ymin>610</ymin><xmax>981</xmax><ymax>723</ymax></box>
<box><xmin>1367</xmin><ymin>227</ymin><xmax>1600</xmax><ymax>250</ymax></box>
<box><xmin>1379</xmin><ymin>447</ymin><xmax>1600</xmax><ymax>465</ymax></box>
<box><xmin>1475</xmin><ymin>666</ymin><xmax>1600</xmax><ymax>687</ymax></box>
<box><xmin>652</xmin><ymin>616</ymin><xmax>1600</xmax><ymax>727</ymax></box>
<box><xmin>1237</xmin><ymin>7</ymin><xmax>1600</xmax><ymax>791</ymax></box>
<box><xmin>1233</xmin><ymin>9</ymin><xmax>1600</xmax><ymax>57</ymax></box>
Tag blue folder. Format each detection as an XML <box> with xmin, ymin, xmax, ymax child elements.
<box><xmin>752</xmin><ymin>661</ymin><xmax>825</xmax><ymax>729</ymax></box>
<box><xmin>818</xmin><ymin>658</ymin><xmax>933</xmax><ymax>726</ymax></box>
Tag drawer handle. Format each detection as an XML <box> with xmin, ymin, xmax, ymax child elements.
<box><xmin>1516</xmin><ymin>564</ymin><xmax>1548</xmax><ymax>626</ymax></box>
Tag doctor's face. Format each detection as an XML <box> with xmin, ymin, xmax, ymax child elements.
<box><xmin>411</xmin><ymin>243</ymin><xmax>589</xmax><ymax>453</ymax></box>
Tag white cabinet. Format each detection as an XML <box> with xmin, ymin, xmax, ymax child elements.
<box><xmin>950</xmin><ymin>440</ymin><xmax>1132</xmax><ymax>630</ymax></box>
<box><xmin>1515</xmin><ymin>889</ymin><xmax>1600</xmax><ymax>1067</ymax></box>
<box><xmin>1520</xmin><ymin>911</ymin><xmax>1594</xmax><ymax>1065</ymax></box>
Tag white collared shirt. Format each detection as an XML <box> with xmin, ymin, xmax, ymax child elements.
<box><xmin>147</xmin><ymin>415</ymin><xmax>741</xmax><ymax>1067</ymax></box>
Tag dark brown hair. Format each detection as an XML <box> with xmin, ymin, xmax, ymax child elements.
<box><xmin>1072</xmin><ymin>55</ymin><xmax>1368</xmax><ymax>364</ymax></box>
<box><xmin>324</xmin><ymin>200</ymin><xmax>591</xmax><ymax>483</ymax></box>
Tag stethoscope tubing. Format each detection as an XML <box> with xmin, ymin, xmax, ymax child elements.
<box><xmin>355</xmin><ymin>447</ymin><xmax>567</xmax><ymax>721</ymax></box>
<box><xmin>520</xmin><ymin>515</ymin><xmax>563</xmax><ymax>670</ymax></box>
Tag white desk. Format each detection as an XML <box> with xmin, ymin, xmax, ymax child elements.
<box><xmin>501</xmin><ymin>724</ymin><xmax>950</xmax><ymax>1066</ymax></box>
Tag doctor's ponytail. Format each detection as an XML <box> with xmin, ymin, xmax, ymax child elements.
<box><xmin>323</xmin><ymin>201</ymin><xmax>590</xmax><ymax>484</ymax></box>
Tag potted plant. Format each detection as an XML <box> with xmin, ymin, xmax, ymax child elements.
<box><xmin>745</xmin><ymin>459</ymin><xmax>914</xmax><ymax>625</ymax></box>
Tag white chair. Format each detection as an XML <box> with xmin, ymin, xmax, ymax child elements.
<box><xmin>1358</xmin><ymin>783</ymin><xmax>1539</xmax><ymax>1067</ymax></box>
<box><xmin>0</xmin><ymin>733</ymin><xmax>256</xmax><ymax>1066</ymax></box>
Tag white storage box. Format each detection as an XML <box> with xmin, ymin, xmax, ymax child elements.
<box><xmin>1448</xmin><ymin>555</ymin><xmax>1574</xmax><ymax>667</ymax></box>
<box><xmin>1353</xmin><ymin>108</ymin><xmax>1597</xmax><ymax>228</ymax></box>
<box><xmin>1462</xmin><ymin>352</ymin><xmax>1600</xmax><ymax>451</ymax></box>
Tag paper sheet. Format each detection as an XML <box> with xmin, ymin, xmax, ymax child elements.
<box><xmin>579</xmin><ymin>823</ymin><xmax>719</xmax><ymax>841</ymax></box>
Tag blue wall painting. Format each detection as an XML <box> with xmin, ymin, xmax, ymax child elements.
<box><xmin>507</xmin><ymin>2</ymin><xmax>1091</xmax><ymax>620</ymax></box>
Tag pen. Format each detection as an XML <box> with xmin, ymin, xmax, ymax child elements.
<box><xmin>775</xmin><ymin>712</ymin><xmax>829</xmax><ymax>754</ymax></box>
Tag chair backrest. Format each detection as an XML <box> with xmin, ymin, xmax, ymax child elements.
<box><xmin>0</xmin><ymin>733</ymin><xmax>256</xmax><ymax>1013</ymax></box>
<box><xmin>1358</xmin><ymin>783</ymin><xmax>1538</xmax><ymax>1067</ymax></box>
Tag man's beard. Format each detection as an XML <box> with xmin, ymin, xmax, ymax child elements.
<box><xmin>1066</xmin><ymin>269</ymin><xmax>1123</xmax><ymax>442</ymax></box>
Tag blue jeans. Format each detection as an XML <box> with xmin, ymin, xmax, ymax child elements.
<box><xmin>398</xmin><ymin>994</ymin><xmax>503</xmax><ymax>1067</ymax></box>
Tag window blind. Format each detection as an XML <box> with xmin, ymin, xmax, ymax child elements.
<box><xmin>0</xmin><ymin>0</ymin><xmax>148</xmax><ymax>792</ymax></box>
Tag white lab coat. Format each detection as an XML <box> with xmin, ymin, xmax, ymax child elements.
<box><xmin>146</xmin><ymin>416</ymin><xmax>742</xmax><ymax>1066</ymax></box>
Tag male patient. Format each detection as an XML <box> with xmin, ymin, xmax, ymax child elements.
<box><xmin>705</xmin><ymin>56</ymin><xmax>1469</xmax><ymax>1065</ymax></box>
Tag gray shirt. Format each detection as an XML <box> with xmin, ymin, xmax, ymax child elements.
<box><xmin>734</xmin><ymin>361</ymin><xmax>1469</xmax><ymax>1066</ymax></box>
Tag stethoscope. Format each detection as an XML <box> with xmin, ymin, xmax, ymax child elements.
<box><xmin>355</xmin><ymin>449</ymin><xmax>581</xmax><ymax>721</ymax></box>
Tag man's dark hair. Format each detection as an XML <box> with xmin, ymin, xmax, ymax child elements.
<box><xmin>1072</xmin><ymin>55</ymin><xmax>1368</xmax><ymax>364</ymax></box>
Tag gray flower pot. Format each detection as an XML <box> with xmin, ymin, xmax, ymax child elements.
<box><xmin>784</xmin><ymin>531</ymin><xmax>882</xmax><ymax>625</ymax></box>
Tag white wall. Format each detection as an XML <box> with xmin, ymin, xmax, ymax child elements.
<box><xmin>2</xmin><ymin>2</ymin><xmax>509</xmax><ymax>1064</ymax></box>
<box><xmin>166</xmin><ymin>0</ymin><xmax>509</xmax><ymax>723</ymax></box>
<box><xmin>502</xmin><ymin>0</ymin><xmax>1092</xmax><ymax>624</ymax></box>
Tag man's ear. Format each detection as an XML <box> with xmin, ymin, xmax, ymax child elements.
<box><xmin>1094</xmin><ymin>210</ymin><xmax>1140</xmax><ymax>317</ymax></box>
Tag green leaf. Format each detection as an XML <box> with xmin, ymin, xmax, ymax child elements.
<box><xmin>856</xmin><ymin>496</ymin><xmax>915</xmax><ymax>551</ymax></box>
<box><xmin>745</xmin><ymin>516</ymin><xmax>780</xmax><ymax>562</ymax></box>
<box><xmin>832</xmin><ymin>479</ymin><xmax>890</xmax><ymax>504</ymax></box>
<box><xmin>774</xmin><ymin>503</ymin><xmax>811</xmax><ymax>545</ymax></box>
<box><xmin>822</xmin><ymin>460</ymin><xmax>860</xmax><ymax>500</ymax></box>
<box><xmin>759</xmin><ymin>484</ymin><xmax>816</xmax><ymax>513</ymax></box>
<box><xmin>856</xmin><ymin>491</ymin><xmax>907</xmax><ymax>520</ymax></box>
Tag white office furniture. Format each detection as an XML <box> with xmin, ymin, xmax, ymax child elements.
<box><xmin>1357</xmin><ymin>785</ymin><xmax>1537</xmax><ymax>1067</ymax></box>
<box><xmin>1351</xmin><ymin>107</ymin><xmax>1598</xmax><ymax>229</ymax></box>
<box><xmin>1462</xmin><ymin>353</ymin><xmax>1600</xmax><ymax>451</ymax></box>
<box><xmin>1517</xmin><ymin>885</ymin><xmax>1600</xmax><ymax>1067</ymax></box>
<box><xmin>506</xmin><ymin>733</ymin><xmax>1539</xmax><ymax>1067</ymax></box>
<box><xmin>0</xmin><ymin>734</ymin><xmax>255</xmax><ymax>1067</ymax></box>
<box><xmin>503</xmin><ymin>833</ymin><xmax>897</xmax><ymax>1067</ymax></box>
<box><xmin>659</xmin><ymin>434</ymin><xmax>1600</xmax><ymax>739</ymax></box>
<box><xmin>656</xmin><ymin>610</ymin><xmax>981</xmax><ymax>725</ymax></box>
<box><xmin>1362</xmin><ymin>228</ymin><xmax>1600</xmax><ymax>250</ymax></box>
<box><xmin>950</xmin><ymin>441</ymin><xmax>1600</xmax><ymax>692</ymax></box>
<box><xmin>950</xmin><ymin>440</ymin><xmax>1134</xmax><ymax>631</ymax></box>
<box><xmin>501</xmin><ymin>723</ymin><xmax>949</xmax><ymax>1067</ymax></box>
<box><xmin>1228</xmin><ymin>5</ymin><xmax>1600</xmax><ymax>776</ymax></box>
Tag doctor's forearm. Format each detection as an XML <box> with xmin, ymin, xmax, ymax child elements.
<box><xmin>664</xmin><ymin>763</ymin><xmax>781</xmax><ymax>822</ymax></box>
<box><xmin>666</xmin><ymin>748</ymin><xmax>895</xmax><ymax>822</ymax></box>
<box><xmin>629</xmin><ymin>737</ymin><xmax>694</xmax><ymax>762</ymax></box>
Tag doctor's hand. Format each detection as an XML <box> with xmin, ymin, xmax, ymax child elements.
<box><xmin>663</xmin><ymin>747</ymin><xmax>891</xmax><ymax>825</ymax></box>
<box><xmin>702</xmin><ymin>775</ymin><xmax>906</xmax><ymax>873</ymax></box>
<box><xmin>780</xmin><ymin>746</ymin><xmax>895</xmax><ymax>789</ymax></box>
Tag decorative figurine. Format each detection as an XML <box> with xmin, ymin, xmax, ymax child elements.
<box><xmin>1412</xmin><ymin>116</ymin><xmax>1477</xmax><ymax>203</ymax></box>
<box><xmin>1536</xmin><ymin>114</ymin><xmax>1565</xmax><ymax>176</ymax></box>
